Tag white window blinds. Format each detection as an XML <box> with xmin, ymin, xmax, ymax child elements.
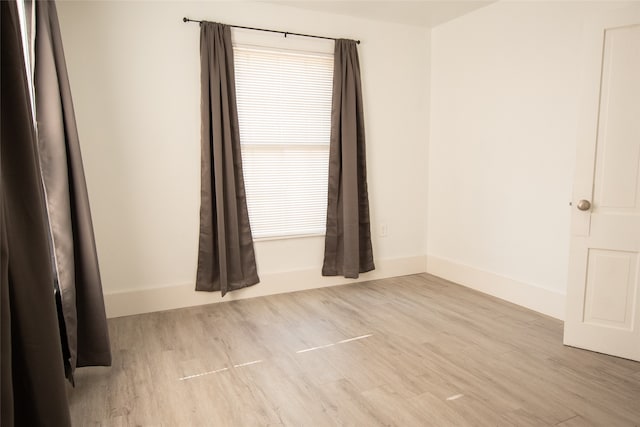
<box><xmin>234</xmin><ymin>44</ymin><xmax>334</xmax><ymax>239</ymax></box>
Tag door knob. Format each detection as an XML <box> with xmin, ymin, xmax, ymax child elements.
<box><xmin>577</xmin><ymin>200</ymin><xmax>591</xmax><ymax>211</ymax></box>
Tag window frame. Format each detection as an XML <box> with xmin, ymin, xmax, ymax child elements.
<box><xmin>232</xmin><ymin>29</ymin><xmax>334</xmax><ymax>242</ymax></box>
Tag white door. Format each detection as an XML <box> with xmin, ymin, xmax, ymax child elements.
<box><xmin>564</xmin><ymin>6</ymin><xmax>640</xmax><ymax>362</ymax></box>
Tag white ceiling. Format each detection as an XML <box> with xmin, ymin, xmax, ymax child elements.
<box><xmin>269</xmin><ymin>1</ymin><xmax>496</xmax><ymax>28</ymax></box>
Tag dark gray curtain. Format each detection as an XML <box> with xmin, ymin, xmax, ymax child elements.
<box><xmin>323</xmin><ymin>39</ymin><xmax>375</xmax><ymax>278</ymax></box>
<box><xmin>196</xmin><ymin>22</ymin><xmax>259</xmax><ymax>296</ymax></box>
<box><xmin>1</xmin><ymin>1</ymin><xmax>72</xmax><ymax>424</ymax></box>
<box><xmin>34</xmin><ymin>0</ymin><xmax>111</xmax><ymax>377</ymax></box>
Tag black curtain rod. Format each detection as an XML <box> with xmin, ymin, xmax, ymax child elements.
<box><xmin>183</xmin><ymin>17</ymin><xmax>360</xmax><ymax>44</ymax></box>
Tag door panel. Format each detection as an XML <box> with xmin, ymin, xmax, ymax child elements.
<box><xmin>593</xmin><ymin>25</ymin><xmax>640</xmax><ymax>210</ymax></box>
<box><xmin>584</xmin><ymin>249</ymin><xmax>637</xmax><ymax>329</ymax></box>
<box><xmin>564</xmin><ymin>6</ymin><xmax>640</xmax><ymax>361</ymax></box>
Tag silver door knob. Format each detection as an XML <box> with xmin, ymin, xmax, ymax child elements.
<box><xmin>577</xmin><ymin>200</ymin><xmax>591</xmax><ymax>211</ymax></box>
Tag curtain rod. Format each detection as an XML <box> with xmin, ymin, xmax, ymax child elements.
<box><xmin>182</xmin><ymin>17</ymin><xmax>360</xmax><ymax>44</ymax></box>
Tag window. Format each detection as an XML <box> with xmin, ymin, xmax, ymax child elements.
<box><xmin>233</xmin><ymin>34</ymin><xmax>334</xmax><ymax>240</ymax></box>
<box><xmin>16</xmin><ymin>0</ymin><xmax>36</xmax><ymax>120</ymax></box>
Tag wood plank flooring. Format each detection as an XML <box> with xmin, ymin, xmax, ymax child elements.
<box><xmin>68</xmin><ymin>273</ymin><xmax>640</xmax><ymax>426</ymax></box>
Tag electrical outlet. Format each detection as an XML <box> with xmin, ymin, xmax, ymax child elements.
<box><xmin>380</xmin><ymin>223</ymin><xmax>388</xmax><ymax>237</ymax></box>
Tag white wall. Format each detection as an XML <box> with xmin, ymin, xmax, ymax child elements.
<box><xmin>427</xmin><ymin>1</ymin><xmax>631</xmax><ymax>319</ymax></box>
<box><xmin>57</xmin><ymin>1</ymin><xmax>430</xmax><ymax>317</ymax></box>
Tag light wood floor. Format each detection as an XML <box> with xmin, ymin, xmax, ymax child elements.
<box><xmin>69</xmin><ymin>273</ymin><xmax>640</xmax><ymax>426</ymax></box>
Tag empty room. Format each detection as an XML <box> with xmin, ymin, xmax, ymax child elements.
<box><xmin>2</xmin><ymin>0</ymin><xmax>639</xmax><ymax>425</ymax></box>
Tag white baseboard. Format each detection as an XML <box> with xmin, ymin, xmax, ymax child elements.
<box><xmin>105</xmin><ymin>255</ymin><xmax>428</xmax><ymax>318</ymax></box>
<box><xmin>105</xmin><ymin>255</ymin><xmax>566</xmax><ymax>320</ymax></box>
<box><xmin>426</xmin><ymin>255</ymin><xmax>566</xmax><ymax>320</ymax></box>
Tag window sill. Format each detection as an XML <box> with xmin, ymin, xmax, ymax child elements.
<box><xmin>253</xmin><ymin>233</ymin><xmax>325</xmax><ymax>243</ymax></box>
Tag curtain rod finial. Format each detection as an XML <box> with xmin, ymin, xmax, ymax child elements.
<box><xmin>183</xmin><ymin>17</ymin><xmax>188</xmax><ymax>23</ymax></box>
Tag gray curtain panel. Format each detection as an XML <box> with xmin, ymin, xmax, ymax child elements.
<box><xmin>196</xmin><ymin>22</ymin><xmax>259</xmax><ymax>296</ymax></box>
<box><xmin>34</xmin><ymin>0</ymin><xmax>111</xmax><ymax>377</ymax></box>
<box><xmin>323</xmin><ymin>39</ymin><xmax>375</xmax><ymax>278</ymax></box>
<box><xmin>1</xmin><ymin>1</ymin><xmax>72</xmax><ymax>424</ymax></box>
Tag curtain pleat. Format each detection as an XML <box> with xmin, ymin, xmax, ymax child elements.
<box><xmin>34</xmin><ymin>0</ymin><xmax>111</xmax><ymax>377</ymax></box>
<box><xmin>323</xmin><ymin>39</ymin><xmax>375</xmax><ymax>278</ymax></box>
<box><xmin>196</xmin><ymin>22</ymin><xmax>259</xmax><ymax>296</ymax></box>
<box><xmin>1</xmin><ymin>1</ymin><xmax>72</xmax><ymax>424</ymax></box>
